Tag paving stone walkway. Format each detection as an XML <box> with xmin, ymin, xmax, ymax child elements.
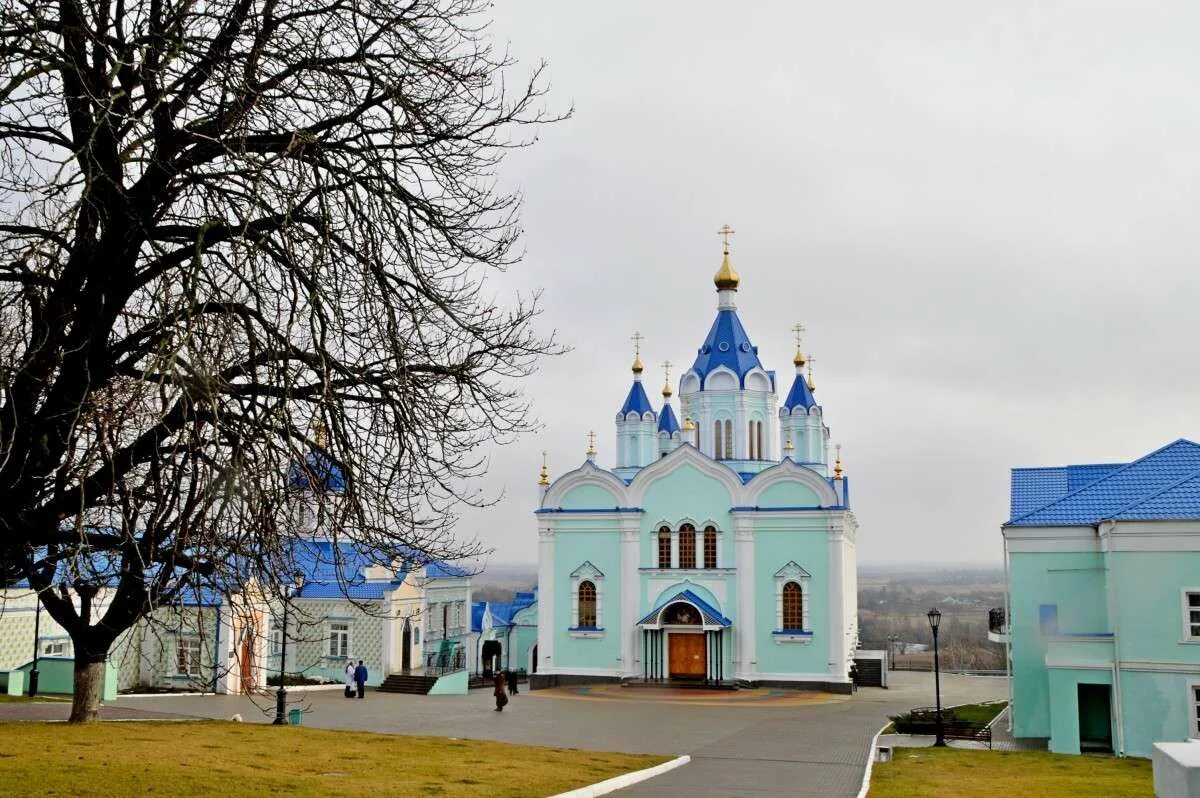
<box><xmin>105</xmin><ymin>671</ymin><xmax>1005</xmax><ymax>797</ymax></box>
<box><xmin>0</xmin><ymin>701</ymin><xmax>198</xmax><ymax>722</ymax></box>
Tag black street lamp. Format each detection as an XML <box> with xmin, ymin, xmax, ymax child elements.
<box><xmin>29</xmin><ymin>594</ymin><xmax>41</xmax><ymax>697</ymax></box>
<box><xmin>886</xmin><ymin>634</ymin><xmax>897</xmax><ymax>671</ymax></box>
<box><xmin>272</xmin><ymin>573</ymin><xmax>305</xmax><ymax>726</ymax></box>
<box><xmin>927</xmin><ymin>607</ymin><xmax>946</xmax><ymax>747</ymax></box>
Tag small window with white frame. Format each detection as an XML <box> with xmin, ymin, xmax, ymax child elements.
<box><xmin>328</xmin><ymin>621</ymin><xmax>350</xmax><ymax>658</ymax></box>
<box><xmin>176</xmin><ymin>636</ymin><xmax>203</xmax><ymax>676</ymax></box>
<box><xmin>40</xmin><ymin>638</ymin><xmax>71</xmax><ymax>657</ymax></box>
<box><xmin>1185</xmin><ymin>591</ymin><xmax>1200</xmax><ymax>640</ymax></box>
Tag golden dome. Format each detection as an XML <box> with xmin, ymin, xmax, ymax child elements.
<box><xmin>662</xmin><ymin>381</ymin><xmax>673</xmax><ymax>399</ymax></box>
<box><xmin>632</xmin><ymin>354</ymin><xmax>644</xmax><ymax>374</ymax></box>
<box><xmin>713</xmin><ymin>250</ymin><xmax>740</xmax><ymax>291</ymax></box>
<box><xmin>682</xmin><ymin>416</ymin><xmax>695</xmax><ymax>432</ymax></box>
<box><xmin>792</xmin><ymin>348</ymin><xmax>806</xmax><ymax>368</ymax></box>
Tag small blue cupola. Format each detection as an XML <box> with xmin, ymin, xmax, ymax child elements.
<box><xmin>689</xmin><ymin>310</ymin><xmax>764</xmax><ymax>389</ymax></box>
<box><xmin>782</xmin><ymin>358</ymin><xmax>816</xmax><ymax>411</ymax></box>
<box><xmin>658</xmin><ymin>401</ymin><xmax>680</xmax><ymax>435</ymax></box>
<box><xmin>778</xmin><ymin>347</ymin><xmax>828</xmax><ymax>471</ymax></box>
<box><xmin>614</xmin><ymin>341</ymin><xmax>658</xmax><ymax>476</ymax></box>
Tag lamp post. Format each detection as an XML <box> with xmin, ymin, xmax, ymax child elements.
<box><xmin>272</xmin><ymin>573</ymin><xmax>305</xmax><ymax>726</ymax></box>
<box><xmin>927</xmin><ymin>607</ymin><xmax>946</xmax><ymax>747</ymax></box>
<box><xmin>29</xmin><ymin>595</ymin><xmax>41</xmax><ymax>697</ymax></box>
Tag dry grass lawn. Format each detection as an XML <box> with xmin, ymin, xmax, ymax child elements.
<box><xmin>870</xmin><ymin>746</ymin><xmax>1152</xmax><ymax>798</ymax></box>
<box><xmin>0</xmin><ymin>720</ymin><xmax>666</xmax><ymax>797</ymax></box>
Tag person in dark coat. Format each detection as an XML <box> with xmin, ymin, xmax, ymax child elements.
<box><xmin>505</xmin><ymin>669</ymin><xmax>518</xmax><ymax>695</ymax></box>
<box><xmin>492</xmin><ymin>670</ymin><xmax>508</xmax><ymax>711</ymax></box>
<box><xmin>354</xmin><ymin>660</ymin><xmax>368</xmax><ymax>699</ymax></box>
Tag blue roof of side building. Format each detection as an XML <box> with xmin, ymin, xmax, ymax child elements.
<box><xmin>781</xmin><ymin>373</ymin><xmax>816</xmax><ymax>411</ymax></box>
<box><xmin>1006</xmin><ymin>439</ymin><xmax>1200</xmax><ymax>526</ymax></box>
<box><xmin>290</xmin><ymin>539</ymin><xmax>408</xmax><ymax>600</ymax></box>
<box><xmin>619</xmin><ymin>380</ymin><xmax>654</xmax><ymax>416</ymax></box>
<box><xmin>690</xmin><ymin>309</ymin><xmax>764</xmax><ymax>387</ymax></box>
<box><xmin>288</xmin><ymin>451</ymin><xmax>347</xmax><ymax>494</ymax></box>
<box><xmin>658</xmin><ymin>402</ymin><xmax>680</xmax><ymax>434</ymax></box>
<box><xmin>1111</xmin><ymin>470</ymin><xmax>1200</xmax><ymax>520</ymax></box>
<box><xmin>471</xmin><ymin>601</ymin><xmax>487</xmax><ymax>633</ymax></box>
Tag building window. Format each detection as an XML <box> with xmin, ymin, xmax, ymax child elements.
<box><xmin>757</xmin><ymin>421</ymin><xmax>763</xmax><ymax>459</ymax></box>
<box><xmin>578</xmin><ymin>580</ymin><xmax>597</xmax><ymax>627</ymax></box>
<box><xmin>704</xmin><ymin>527</ymin><xmax>718</xmax><ymax>568</ymax></box>
<box><xmin>723</xmin><ymin>419</ymin><xmax>733</xmax><ymax>459</ymax></box>
<box><xmin>413</xmin><ymin>627</ymin><xmax>420</xmax><ymax>645</ymax></box>
<box><xmin>270</xmin><ymin>621</ymin><xmax>284</xmax><ymax>656</ymax></box>
<box><xmin>714</xmin><ymin>421</ymin><xmax>723</xmax><ymax>460</ymax></box>
<box><xmin>748</xmin><ymin>420</ymin><xmax>763</xmax><ymax>459</ymax></box>
<box><xmin>1192</xmin><ymin>684</ymin><xmax>1200</xmax><ymax>738</ymax></box>
<box><xmin>782</xmin><ymin>582</ymin><xmax>803</xmax><ymax>630</ymax></box>
<box><xmin>176</xmin><ymin>637</ymin><xmax>202</xmax><ymax>676</ymax></box>
<box><xmin>658</xmin><ymin>526</ymin><xmax>671</xmax><ymax>568</ymax></box>
<box><xmin>679</xmin><ymin>523</ymin><xmax>696</xmax><ymax>568</ymax></box>
<box><xmin>41</xmin><ymin>639</ymin><xmax>70</xmax><ymax>657</ymax></box>
<box><xmin>1186</xmin><ymin>592</ymin><xmax>1200</xmax><ymax>639</ymax></box>
<box><xmin>328</xmin><ymin>622</ymin><xmax>350</xmax><ymax>658</ymax></box>
<box><xmin>442</xmin><ymin>604</ymin><xmax>449</xmax><ymax>635</ymax></box>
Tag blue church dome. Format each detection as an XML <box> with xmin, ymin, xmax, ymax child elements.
<box><xmin>690</xmin><ymin>309</ymin><xmax>764</xmax><ymax>387</ymax></box>
<box><xmin>619</xmin><ymin>380</ymin><xmax>654</xmax><ymax>416</ymax></box>
<box><xmin>782</xmin><ymin>372</ymin><xmax>817</xmax><ymax>411</ymax></box>
<box><xmin>288</xmin><ymin>451</ymin><xmax>347</xmax><ymax>494</ymax></box>
<box><xmin>658</xmin><ymin>402</ymin><xmax>680</xmax><ymax>435</ymax></box>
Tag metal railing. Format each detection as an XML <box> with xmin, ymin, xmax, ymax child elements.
<box><xmin>424</xmin><ymin>648</ymin><xmax>465</xmax><ymax>676</ymax></box>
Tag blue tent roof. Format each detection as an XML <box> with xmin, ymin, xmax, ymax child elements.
<box><xmin>619</xmin><ymin>380</ymin><xmax>654</xmax><ymax>416</ymax></box>
<box><xmin>689</xmin><ymin>310</ymin><xmax>764</xmax><ymax>387</ymax></box>
<box><xmin>1007</xmin><ymin>439</ymin><xmax>1200</xmax><ymax>526</ymax></box>
<box><xmin>636</xmin><ymin>588</ymin><xmax>731</xmax><ymax>627</ymax></box>
<box><xmin>781</xmin><ymin>372</ymin><xmax>816</xmax><ymax>411</ymax></box>
<box><xmin>288</xmin><ymin>451</ymin><xmax>347</xmax><ymax>494</ymax></box>
<box><xmin>658</xmin><ymin>402</ymin><xmax>680</xmax><ymax>435</ymax></box>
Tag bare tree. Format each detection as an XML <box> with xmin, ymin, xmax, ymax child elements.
<box><xmin>0</xmin><ymin>0</ymin><xmax>563</xmax><ymax>721</ymax></box>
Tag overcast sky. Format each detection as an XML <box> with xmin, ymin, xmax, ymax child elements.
<box><xmin>457</xmin><ymin>2</ymin><xmax>1200</xmax><ymax>567</ymax></box>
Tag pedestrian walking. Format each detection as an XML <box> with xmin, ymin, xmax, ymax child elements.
<box><xmin>354</xmin><ymin>659</ymin><xmax>368</xmax><ymax>699</ymax></box>
<box><xmin>505</xmin><ymin>669</ymin><xmax>518</xmax><ymax>695</ymax></box>
<box><xmin>344</xmin><ymin>661</ymin><xmax>355</xmax><ymax>698</ymax></box>
<box><xmin>492</xmin><ymin>669</ymin><xmax>508</xmax><ymax>712</ymax></box>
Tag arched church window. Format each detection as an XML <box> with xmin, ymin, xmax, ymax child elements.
<box><xmin>578</xmin><ymin>580</ymin><xmax>597</xmax><ymax>627</ymax></box>
<box><xmin>658</xmin><ymin>526</ymin><xmax>671</xmax><ymax>568</ymax></box>
<box><xmin>757</xmin><ymin>421</ymin><xmax>764</xmax><ymax>460</ymax></box>
<box><xmin>704</xmin><ymin>527</ymin><xmax>717</xmax><ymax>568</ymax></box>
<box><xmin>748</xmin><ymin>420</ymin><xmax>756</xmax><ymax>459</ymax></box>
<box><xmin>679</xmin><ymin>523</ymin><xmax>696</xmax><ymax>569</ymax></box>
<box><xmin>714</xmin><ymin>421</ymin><xmax>723</xmax><ymax>460</ymax></box>
<box><xmin>723</xmin><ymin>420</ymin><xmax>733</xmax><ymax>459</ymax></box>
<box><xmin>782</xmin><ymin>582</ymin><xmax>803</xmax><ymax>630</ymax></box>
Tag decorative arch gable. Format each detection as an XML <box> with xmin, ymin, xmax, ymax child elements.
<box><xmin>744</xmin><ymin>368</ymin><xmax>772</xmax><ymax>392</ymax></box>
<box><xmin>541</xmin><ymin>460</ymin><xmax>631</xmax><ymax>509</ymax></box>
<box><xmin>569</xmin><ymin>561</ymin><xmax>604</xmax><ymax>579</ymax></box>
<box><xmin>703</xmin><ymin>365</ymin><xmax>738</xmax><ymax>391</ymax></box>
<box><xmin>626</xmin><ymin>443</ymin><xmax>744</xmax><ymax>506</ymax></box>
<box><xmin>679</xmin><ymin>371</ymin><xmax>701</xmax><ymax>395</ymax></box>
<box><xmin>744</xmin><ymin>459</ymin><xmax>839</xmax><ymax>507</ymax></box>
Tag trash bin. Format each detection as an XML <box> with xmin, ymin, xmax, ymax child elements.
<box><xmin>287</xmin><ymin>708</ymin><xmax>303</xmax><ymax>726</ymax></box>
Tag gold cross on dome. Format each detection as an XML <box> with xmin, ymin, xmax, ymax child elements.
<box><xmin>661</xmin><ymin>360</ymin><xmax>672</xmax><ymax>384</ymax></box>
<box><xmin>586</xmin><ymin>430</ymin><xmax>597</xmax><ymax>456</ymax></box>
<box><xmin>791</xmin><ymin>322</ymin><xmax>805</xmax><ymax>349</ymax></box>
<box><xmin>630</xmin><ymin>331</ymin><xmax>644</xmax><ymax>358</ymax></box>
<box><xmin>717</xmin><ymin>224</ymin><xmax>736</xmax><ymax>251</ymax></box>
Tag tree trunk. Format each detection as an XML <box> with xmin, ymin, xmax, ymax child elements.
<box><xmin>69</xmin><ymin>657</ymin><xmax>106</xmax><ymax>723</ymax></box>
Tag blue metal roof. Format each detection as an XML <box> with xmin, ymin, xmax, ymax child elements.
<box><xmin>1112</xmin><ymin>470</ymin><xmax>1200</xmax><ymax>520</ymax></box>
<box><xmin>636</xmin><ymin>588</ymin><xmax>731</xmax><ymax>627</ymax></box>
<box><xmin>1011</xmin><ymin>462</ymin><xmax>1127</xmax><ymax>518</ymax></box>
<box><xmin>290</xmin><ymin>539</ymin><xmax>407</xmax><ymax>600</ymax></box>
<box><xmin>781</xmin><ymin>372</ymin><xmax>816</xmax><ymax>411</ymax></box>
<box><xmin>689</xmin><ymin>309</ymin><xmax>764</xmax><ymax>387</ymax></box>
<box><xmin>658</xmin><ymin>402</ymin><xmax>680</xmax><ymax>434</ymax></box>
<box><xmin>425</xmin><ymin>560</ymin><xmax>469</xmax><ymax>578</ymax></box>
<box><xmin>619</xmin><ymin>379</ymin><xmax>654</xmax><ymax>416</ymax></box>
<box><xmin>1007</xmin><ymin>439</ymin><xmax>1200</xmax><ymax>526</ymax></box>
<box><xmin>471</xmin><ymin>601</ymin><xmax>487</xmax><ymax>633</ymax></box>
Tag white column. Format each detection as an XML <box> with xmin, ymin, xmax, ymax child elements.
<box><xmin>671</xmin><ymin>530</ymin><xmax>679</xmax><ymax>569</ymax></box>
<box><xmin>537</xmin><ymin>524</ymin><xmax>555</xmax><ymax>670</ymax></box>
<box><xmin>695</xmin><ymin>528</ymin><xmax>704</xmax><ymax>568</ymax></box>
<box><xmin>827</xmin><ymin>517</ymin><xmax>847</xmax><ymax>679</ymax></box>
<box><xmin>735</xmin><ymin>396</ymin><xmax>747</xmax><ymax>459</ymax></box>
<box><xmin>620</xmin><ymin>519</ymin><xmax>640</xmax><ymax>676</ymax></box>
<box><xmin>735</xmin><ymin>518</ymin><xmax>755</xmax><ymax>677</ymax></box>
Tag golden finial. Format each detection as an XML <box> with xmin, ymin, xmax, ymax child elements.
<box><xmin>311</xmin><ymin>414</ymin><xmax>327</xmax><ymax>448</ymax></box>
<box><xmin>538</xmin><ymin>451</ymin><xmax>550</xmax><ymax>486</ymax></box>
<box><xmin>791</xmin><ymin>322</ymin><xmax>806</xmax><ymax>368</ymax></box>
<box><xmin>783</xmin><ymin>435</ymin><xmax>794</xmax><ymax>453</ymax></box>
<box><xmin>661</xmin><ymin>361</ymin><xmax>673</xmax><ymax>399</ymax></box>
<box><xmin>834</xmin><ymin>444</ymin><xmax>843</xmax><ymax>479</ymax></box>
<box><xmin>586</xmin><ymin>430</ymin><xmax>597</xmax><ymax>457</ymax></box>
<box><xmin>806</xmin><ymin>357</ymin><xmax>816</xmax><ymax>392</ymax></box>
<box><xmin>630</xmin><ymin>331</ymin><xmax>644</xmax><ymax>374</ymax></box>
<box><xmin>683</xmin><ymin>416</ymin><xmax>695</xmax><ymax>432</ymax></box>
<box><xmin>713</xmin><ymin>224</ymin><xmax>740</xmax><ymax>291</ymax></box>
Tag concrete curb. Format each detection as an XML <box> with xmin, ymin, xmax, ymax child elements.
<box><xmin>855</xmin><ymin>723</ymin><xmax>890</xmax><ymax>798</ymax></box>
<box><xmin>546</xmin><ymin>754</ymin><xmax>691</xmax><ymax>798</ymax></box>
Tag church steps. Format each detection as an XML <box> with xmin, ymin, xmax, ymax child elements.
<box><xmin>376</xmin><ymin>673</ymin><xmax>439</xmax><ymax>694</ymax></box>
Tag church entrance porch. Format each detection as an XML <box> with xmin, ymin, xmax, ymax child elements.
<box><xmin>637</xmin><ymin>592</ymin><xmax>731</xmax><ymax>686</ymax></box>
